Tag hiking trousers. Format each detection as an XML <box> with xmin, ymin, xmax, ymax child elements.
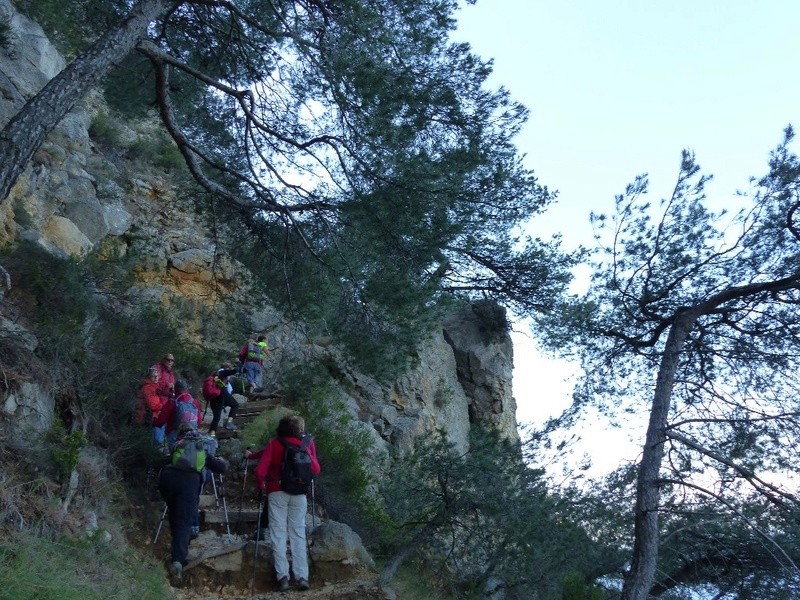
<box><xmin>158</xmin><ymin>467</ymin><xmax>203</xmax><ymax>566</ymax></box>
<box><xmin>243</xmin><ymin>361</ymin><xmax>262</xmax><ymax>387</ymax></box>
<box><xmin>268</xmin><ymin>490</ymin><xmax>308</xmax><ymax>581</ymax></box>
<box><xmin>209</xmin><ymin>390</ymin><xmax>239</xmax><ymax>431</ymax></box>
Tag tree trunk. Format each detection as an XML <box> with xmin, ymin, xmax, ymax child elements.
<box><xmin>0</xmin><ymin>0</ymin><xmax>176</xmax><ymax>202</ymax></box>
<box><xmin>621</xmin><ymin>310</ymin><xmax>699</xmax><ymax>600</ymax></box>
<box><xmin>379</xmin><ymin>512</ymin><xmax>444</xmax><ymax>589</ymax></box>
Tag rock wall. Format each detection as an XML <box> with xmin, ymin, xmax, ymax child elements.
<box><xmin>0</xmin><ymin>0</ymin><xmax>518</xmax><ymax>455</ymax></box>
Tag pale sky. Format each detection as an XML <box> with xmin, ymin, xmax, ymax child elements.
<box><xmin>455</xmin><ymin>1</ymin><xmax>800</xmax><ymax>470</ymax></box>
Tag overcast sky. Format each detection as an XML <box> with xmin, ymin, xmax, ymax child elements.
<box><xmin>454</xmin><ymin>1</ymin><xmax>800</xmax><ymax>470</ymax></box>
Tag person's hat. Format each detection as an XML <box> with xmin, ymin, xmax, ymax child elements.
<box><xmin>163</xmin><ymin>353</ymin><xmax>175</xmax><ymax>362</ymax></box>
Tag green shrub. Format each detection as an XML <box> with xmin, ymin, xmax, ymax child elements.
<box><xmin>240</xmin><ymin>406</ymin><xmax>295</xmax><ymax>450</ymax></box>
<box><xmin>0</xmin><ymin>15</ymin><xmax>14</xmax><ymax>54</ymax></box>
<box><xmin>128</xmin><ymin>135</ymin><xmax>184</xmax><ymax>173</ymax></box>
<box><xmin>2</xmin><ymin>241</ymin><xmax>96</xmax><ymax>360</ymax></box>
<box><xmin>88</xmin><ymin>112</ymin><xmax>123</xmax><ymax>148</ymax></box>
<box><xmin>46</xmin><ymin>421</ymin><xmax>88</xmax><ymax>481</ymax></box>
<box><xmin>562</xmin><ymin>573</ymin><xmax>604</xmax><ymax>600</ymax></box>
<box><xmin>383</xmin><ymin>558</ymin><xmax>452</xmax><ymax>600</ymax></box>
<box><xmin>282</xmin><ymin>364</ymin><xmax>390</xmax><ymax>542</ymax></box>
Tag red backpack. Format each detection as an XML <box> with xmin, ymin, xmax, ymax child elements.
<box><xmin>202</xmin><ymin>374</ymin><xmax>221</xmax><ymax>401</ymax></box>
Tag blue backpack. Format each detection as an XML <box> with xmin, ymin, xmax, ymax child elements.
<box><xmin>173</xmin><ymin>393</ymin><xmax>198</xmax><ymax>430</ymax></box>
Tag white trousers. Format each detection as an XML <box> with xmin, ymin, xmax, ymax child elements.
<box><xmin>268</xmin><ymin>490</ymin><xmax>309</xmax><ymax>580</ymax></box>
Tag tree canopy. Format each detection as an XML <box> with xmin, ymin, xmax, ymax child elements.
<box><xmin>538</xmin><ymin>129</ymin><xmax>800</xmax><ymax>599</ymax></box>
<box><xmin>1</xmin><ymin>0</ymin><xmax>574</xmax><ymax>343</ymax></box>
<box><xmin>379</xmin><ymin>429</ymin><xmax>618</xmax><ymax>599</ymax></box>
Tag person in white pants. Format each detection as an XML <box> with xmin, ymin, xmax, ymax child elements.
<box><xmin>269</xmin><ymin>490</ymin><xmax>309</xmax><ymax>585</ymax></box>
<box><xmin>249</xmin><ymin>415</ymin><xmax>320</xmax><ymax>592</ymax></box>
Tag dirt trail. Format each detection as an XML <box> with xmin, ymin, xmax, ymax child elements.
<box><xmin>173</xmin><ymin>574</ymin><xmax>388</xmax><ymax>600</ymax></box>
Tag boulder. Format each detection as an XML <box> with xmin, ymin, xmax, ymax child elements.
<box><xmin>310</xmin><ymin>520</ymin><xmax>374</xmax><ymax>568</ymax></box>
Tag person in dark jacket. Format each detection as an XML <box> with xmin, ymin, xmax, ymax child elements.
<box><xmin>205</xmin><ymin>364</ymin><xmax>240</xmax><ymax>434</ymax></box>
<box><xmin>158</xmin><ymin>423</ymin><xmax>227</xmax><ymax>586</ymax></box>
<box><xmin>247</xmin><ymin>415</ymin><xmax>320</xmax><ymax>592</ymax></box>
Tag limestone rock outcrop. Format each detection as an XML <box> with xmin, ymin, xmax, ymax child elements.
<box><xmin>0</xmin><ymin>0</ymin><xmax>519</xmax><ymax>455</ymax></box>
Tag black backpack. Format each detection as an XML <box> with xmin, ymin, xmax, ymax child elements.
<box><xmin>279</xmin><ymin>435</ymin><xmax>315</xmax><ymax>495</ymax></box>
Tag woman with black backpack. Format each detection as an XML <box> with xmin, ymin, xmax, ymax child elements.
<box><xmin>247</xmin><ymin>415</ymin><xmax>320</xmax><ymax>592</ymax></box>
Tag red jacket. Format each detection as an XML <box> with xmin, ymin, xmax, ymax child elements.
<box><xmin>135</xmin><ymin>378</ymin><xmax>163</xmax><ymax>424</ymax></box>
<box><xmin>152</xmin><ymin>392</ymin><xmax>202</xmax><ymax>434</ymax></box>
<box><xmin>252</xmin><ymin>436</ymin><xmax>320</xmax><ymax>493</ymax></box>
<box><xmin>153</xmin><ymin>362</ymin><xmax>175</xmax><ymax>402</ymax></box>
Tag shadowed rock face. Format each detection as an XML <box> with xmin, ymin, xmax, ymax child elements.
<box><xmin>443</xmin><ymin>301</ymin><xmax>517</xmax><ymax>441</ymax></box>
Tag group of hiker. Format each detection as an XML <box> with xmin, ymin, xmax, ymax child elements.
<box><xmin>133</xmin><ymin>335</ymin><xmax>321</xmax><ymax>592</ymax></box>
<box><xmin>135</xmin><ymin>334</ymin><xmax>272</xmax><ymax>439</ymax></box>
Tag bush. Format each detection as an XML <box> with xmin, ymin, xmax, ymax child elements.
<box><xmin>0</xmin><ymin>15</ymin><xmax>14</xmax><ymax>54</ymax></box>
<box><xmin>128</xmin><ymin>135</ymin><xmax>184</xmax><ymax>173</ymax></box>
<box><xmin>46</xmin><ymin>421</ymin><xmax>88</xmax><ymax>482</ymax></box>
<box><xmin>88</xmin><ymin>112</ymin><xmax>123</xmax><ymax>148</ymax></box>
<box><xmin>281</xmin><ymin>365</ymin><xmax>390</xmax><ymax>543</ymax></box>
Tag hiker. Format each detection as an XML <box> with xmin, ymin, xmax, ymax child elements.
<box><xmin>238</xmin><ymin>335</ymin><xmax>269</xmax><ymax>394</ymax></box>
<box><xmin>158</xmin><ymin>422</ymin><xmax>228</xmax><ymax>586</ymax></box>
<box><xmin>135</xmin><ymin>366</ymin><xmax>166</xmax><ymax>445</ymax></box>
<box><xmin>248</xmin><ymin>415</ymin><xmax>320</xmax><ymax>592</ymax></box>
<box><xmin>202</xmin><ymin>364</ymin><xmax>240</xmax><ymax>435</ymax></box>
<box><xmin>153</xmin><ymin>353</ymin><xmax>177</xmax><ymax>406</ymax></box>
<box><xmin>153</xmin><ymin>379</ymin><xmax>203</xmax><ymax>449</ymax></box>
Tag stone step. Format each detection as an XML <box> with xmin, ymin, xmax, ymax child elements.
<box><xmin>234</xmin><ymin>398</ymin><xmax>281</xmax><ymax>420</ymax></box>
<box><xmin>203</xmin><ymin>508</ymin><xmax>260</xmax><ymax>524</ymax></box>
<box><xmin>185</xmin><ymin>540</ymin><xmax>248</xmax><ymax>572</ymax></box>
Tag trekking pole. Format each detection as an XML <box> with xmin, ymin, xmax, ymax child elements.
<box><xmin>218</xmin><ymin>473</ymin><xmax>231</xmax><ymax>535</ymax></box>
<box><xmin>210</xmin><ymin>471</ymin><xmax>218</xmax><ymax>501</ymax></box>
<box><xmin>153</xmin><ymin>502</ymin><xmax>168</xmax><ymax>544</ymax></box>
<box><xmin>251</xmin><ymin>492</ymin><xmax>264</xmax><ymax>594</ymax></box>
<box><xmin>310</xmin><ymin>480</ymin><xmax>316</xmax><ymax>530</ymax></box>
<box><xmin>238</xmin><ymin>449</ymin><xmax>251</xmax><ymax>534</ymax></box>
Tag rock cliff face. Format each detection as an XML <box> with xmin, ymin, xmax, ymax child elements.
<box><xmin>0</xmin><ymin>0</ymin><xmax>518</xmax><ymax>455</ymax></box>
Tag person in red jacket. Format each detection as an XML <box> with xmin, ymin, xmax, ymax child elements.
<box><xmin>153</xmin><ymin>353</ymin><xmax>176</xmax><ymax>405</ymax></box>
<box><xmin>247</xmin><ymin>415</ymin><xmax>320</xmax><ymax>592</ymax></box>
<box><xmin>135</xmin><ymin>366</ymin><xmax>166</xmax><ymax>445</ymax></box>
<box><xmin>153</xmin><ymin>379</ymin><xmax>203</xmax><ymax>448</ymax></box>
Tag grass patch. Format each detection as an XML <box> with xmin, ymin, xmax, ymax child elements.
<box><xmin>240</xmin><ymin>406</ymin><xmax>295</xmax><ymax>450</ymax></box>
<box><xmin>0</xmin><ymin>530</ymin><xmax>170</xmax><ymax>600</ymax></box>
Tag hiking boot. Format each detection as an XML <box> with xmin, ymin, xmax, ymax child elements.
<box><xmin>169</xmin><ymin>561</ymin><xmax>183</xmax><ymax>586</ymax></box>
<box><xmin>277</xmin><ymin>576</ymin><xmax>290</xmax><ymax>592</ymax></box>
<box><xmin>190</xmin><ymin>526</ymin><xmax>199</xmax><ymax>539</ymax></box>
<box><xmin>223</xmin><ymin>421</ymin><xmax>237</xmax><ymax>431</ymax></box>
<box><xmin>296</xmin><ymin>578</ymin><xmax>310</xmax><ymax>591</ymax></box>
